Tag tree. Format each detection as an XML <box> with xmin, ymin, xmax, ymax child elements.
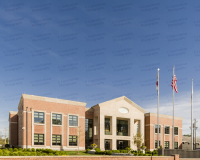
<box><xmin>76</xmin><ymin>126</ymin><xmax>84</xmax><ymax>154</ymax></box>
<box><xmin>133</xmin><ymin>132</ymin><xmax>143</xmax><ymax>156</ymax></box>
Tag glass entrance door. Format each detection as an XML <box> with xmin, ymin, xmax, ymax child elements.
<box><xmin>105</xmin><ymin>139</ymin><xmax>110</xmax><ymax>150</ymax></box>
<box><xmin>117</xmin><ymin>140</ymin><xmax>128</xmax><ymax>150</ymax></box>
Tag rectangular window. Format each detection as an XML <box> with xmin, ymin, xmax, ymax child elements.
<box><xmin>52</xmin><ymin>135</ymin><xmax>61</xmax><ymax>145</ymax></box>
<box><xmin>155</xmin><ymin>140</ymin><xmax>160</xmax><ymax>148</ymax></box>
<box><xmin>174</xmin><ymin>142</ymin><xmax>178</xmax><ymax>149</ymax></box>
<box><xmin>34</xmin><ymin>134</ymin><xmax>44</xmax><ymax>145</ymax></box>
<box><xmin>155</xmin><ymin>125</ymin><xmax>161</xmax><ymax>133</ymax></box>
<box><xmin>165</xmin><ymin>141</ymin><xmax>169</xmax><ymax>149</ymax></box>
<box><xmin>85</xmin><ymin>119</ymin><xmax>93</xmax><ymax>149</ymax></box>
<box><xmin>165</xmin><ymin>126</ymin><xmax>170</xmax><ymax>134</ymax></box>
<box><xmin>34</xmin><ymin>112</ymin><xmax>44</xmax><ymax>124</ymax></box>
<box><xmin>174</xmin><ymin>127</ymin><xmax>178</xmax><ymax>135</ymax></box>
<box><xmin>105</xmin><ymin>118</ymin><xmax>110</xmax><ymax>135</ymax></box>
<box><xmin>69</xmin><ymin>115</ymin><xmax>78</xmax><ymax>126</ymax></box>
<box><xmin>69</xmin><ymin>135</ymin><xmax>77</xmax><ymax>146</ymax></box>
<box><xmin>117</xmin><ymin>120</ymin><xmax>128</xmax><ymax>136</ymax></box>
<box><xmin>52</xmin><ymin>114</ymin><xmax>62</xmax><ymax>125</ymax></box>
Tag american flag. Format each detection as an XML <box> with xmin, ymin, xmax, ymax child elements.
<box><xmin>171</xmin><ymin>75</ymin><xmax>178</xmax><ymax>93</ymax></box>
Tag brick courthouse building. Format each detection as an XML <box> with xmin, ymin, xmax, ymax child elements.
<box><xmin>9</xmin><ymin>94</ymin><xmax>183</xmax><ymax>151</ymax></box>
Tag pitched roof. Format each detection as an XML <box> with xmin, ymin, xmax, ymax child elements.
<box><xmin>92</xmin><ymin>96</ymin><xmax>146</xmax><ymax>113</ymax></box>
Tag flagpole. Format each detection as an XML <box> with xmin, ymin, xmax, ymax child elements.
<box><xmin>173</xmin><ymin>66</ymin><xmax>175</xmax><ymax>149</ymax></box>
<box><xmin>191</xmin><ymin>79</ymin><xmax>193</xmax><ymax>150</ymax></box>
<box><xmin>157</xmin><ymin>68</ymin><xmax>160</xmax><ymax>149</ymax></box>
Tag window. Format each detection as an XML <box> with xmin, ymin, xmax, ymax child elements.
<box><xmin>174</xmin><ymin>127</ymin><xmax>178</xmax><ymax>135</ymax></box>
<box><xmin>137</xmin><ymin>124</ymin><xmax>139</xmax><ymax>133</ymax></box>
<box><xmin>165</xmin><ymin>126</ymin><xmax>170</xmax><ymax>134</ymax></box>
<box><xmin>85</xmin><ymin>119</ymin><xmax>93</xmax><ymax>149</ymax></box>
<box><xmin>34</xmin><ymin>134</ymin><xmax>44</xmax><ymax>145</ymax></box>
<box><xmin>155</xmin><ymin>140</ymin><xmax>160</xmax><ymax>148</ymax></box>
<box><xmin>69</xmin><ymin>135</ymin><xmax>77</xmax><ymax>146</ymax></box>
<box><xmin>155</xmin><ymin>125</ymin><xmax>161</xmax><ymax>133</ymax></box>
<box><xmin>105</xmin><ymin>118</ymin><xmax>110</xmax><ymax>135</ymax></box>
<box><xmin>69</xmin><ymin>115</ymin><xmax>78</xmax><ymax>126</ymax></box>
<box><xmin>165</xmin><ymin>141</ymin><xmax>169</xmax><ymax>149</ymax></box>
<box><xmin>34</xmin><ymin>112</ymin><xmax>44</xmax><ymax>124</ymax></box>
<box><xmin>174</xmin><ymin>142</ymin><xmax>178</xmax><ymax>149</ymax></box>
<box><xmin>52</xmin><ymin>135</ymin><xmax>61</xmax><ymax>145</ymax></box>
<box><xmin>52</xmin><ymin>114</ymin><xmax>62</xmax><ymax>125</ymax></box>
<box><xmin>117</xmin><ymin>120</ymin><xmax>128</xmax><ymax>136</ymax></box>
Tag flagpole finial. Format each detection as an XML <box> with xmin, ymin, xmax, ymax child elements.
<box><xmin>173</xmin><ymin>66</ymin><xmax>174</xmax><ymax>68</ymax></box>
<box><xmin>157</xmin><ymin>68</ymin><xmax>160</xmax><ymax>71</ymax></box>
<box><xmin>192</xmin><ymin>79</ymin><xmax>193</xmax><ymax>81</ymax></box>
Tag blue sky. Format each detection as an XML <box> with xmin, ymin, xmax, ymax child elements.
<box><xmin>0</xmin><ymin>0</ymin><xmax>200</xmax><ymax>137</ymax></box>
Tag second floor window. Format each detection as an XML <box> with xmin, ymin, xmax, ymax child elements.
<box><xmin>155</xmin><ymin>125</ymin><xmax>161</xmax><ymax>133</ymax></box>
<box><xmin>174</xmin><ymin>127</ymin><xmax>178</xmax><ymax>135</ymax></box>
<box><xmin>34</xmin><ymin>112</ymin><xmax>44</xmax><ymax>124</ymax></box>
<box><xmin>165</xmin><ymin>126</ymin><xmax>170</xmax><ymax>134</ymax></box>
<box><xmin>52</xmin><ymin>114</ymin><xmax>62</xmax><ymax>125</ymax></box>
<box><xmin>69</xmin><ymin>115</ymin><xmax>78</xmax><ymax>126</ymax></box>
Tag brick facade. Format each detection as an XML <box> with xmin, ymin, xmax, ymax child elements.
<box><xmin>145</xmin><ymin>113</ymin><xmax>183</xmax><ymax>151</ymax></box>
<box><xmin>9</xmin><ymin>94</ymin><xmax>183</xmax><ymax>151</ymax></box>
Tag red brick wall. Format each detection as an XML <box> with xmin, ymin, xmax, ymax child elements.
<box><xmin>145</xmin><ymin>114</ymin><xmax>182</xmax><ymax>150</ymax></box>
<box><xmin>52</xmin><ymin>126</ymin><xmax>62</xmax><ymax>135</ymax></box>
<box><xmin>9</xmin><ymin>113</ymin><xmax>18</xmax><ymax>146</ymax></box>
<box><xmin>20</xmin><ymin>98</ymin><xmax>85</xmax><ymax>148</ymax></box>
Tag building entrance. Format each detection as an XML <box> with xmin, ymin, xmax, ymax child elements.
<box><xmin>105</xmin><ymin>139</ymin><xmax>111</xmax><ymax>150</ymax></box>
<box><xmin>117</xmin><ymin>140</ymin><xmax>128</xmax><ymax>150</ymax></box>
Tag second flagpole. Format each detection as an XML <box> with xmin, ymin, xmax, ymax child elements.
<box><xmin>157</xmin><ymin>68</ymin><xmax>160</xmax><ymax>149</ymax></box>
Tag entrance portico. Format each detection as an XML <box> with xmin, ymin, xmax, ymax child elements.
<box><xmin>91</xmin><ymin>96</ymin><xmax>146</xmax><ymax>150</ymax></box>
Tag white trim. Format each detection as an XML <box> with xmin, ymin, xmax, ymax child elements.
<box><xmin>34</xmin><ymin>123</ymin><xmax>45</xmax><ymax>126</ymax></box>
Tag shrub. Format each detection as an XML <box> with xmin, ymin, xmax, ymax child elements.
<box><xmin>5</xmin><ymin>144</ymin><xmax>9</xmax><ymax>148</ymax></box>
<box><xmin>13</xmin><ymin>148</ymin><xmax>18</xmax><ymax>152</ymax></box>
<box><xmin>54</xmin><ymin>151</ymin><xmax>60</xmax><ymax>156</ymax></box>
<box><xmin>0</xmin><ymin>150</ymin><xmax>3</xmax><ymax>156</ymax></box>
<box><xmin>44</xmin><ymin>149</ymin><xmax>54</xmax><ymax>154</ymax></box>
<box><xmin>23</xmin><ymin>148</ymin><xmax>27</xmax><ymax>152</ymax></box>
<box><xmin>27</xmin><ymin>148</ymin><xmax>31</xmax><ymax>152</ymax></box>
<box><xmin>112</xmin><ymin>150</ymin><xmax>120</xmax><ymax>153</ymax></box>
<box><xmin>36</xmin><ymin>148</ymin><xmax>41</xmax><ymax>152</ymax></box>
<box><xmin>30</xmin><ymin>152</ymin><xmax>37</xmax><ymax>156</ymax></box>
<box><xmin>153</xmin><ymin>149</ymin><xmax>158</xmax><ymax>154</ymax></box>
<box><xmin>18</xmin><ymin>148</ymin><xmax>23</xmax><ymax>152</ymax></box>
<box><xmin>31</xmin><ymin>148</ymin><xmax>35</xmax><ymax>152</ymax></box>
<box><xmin>120</xmin><ymin>150</ymin><xmax>127</xmax><ymax>153</ymax></box>
<box><xmin>9</xmin><ymin>152</ymin><xmax>14</xmax><ymax>156</ymax></box>
<box><xmin>86</xmin><ymin>148</ymin><xmax>91</xmax><ymax>152</ymax></box>
<box><xmin>22</xmin><ymin>153</ymin><xmax>29</xmax><ymax>156</ymax></box>
<box><xmin>3</xmin><ymin>153</ymin><xmax>9</xmax><ymax>156</ymax></box>
<box><xmin>18</xmin><ymin>151</ymin><xmax>23</xmax><ymax>156</ymax></box>
<box><xmin>95</xmin><ymin>148</ymin><xmax>101</xmax><ymax>152</ymax></box>
<box><xmin>49</xmin><ymin>153</ymin><xmax>54</xmax><ymax>156</ymax></box>
<box><xmin>9</xmin><ymin>148</ymin><xmax>13</xmax><ymax>152</ymax></box>
<box><xmin>146</xmin><ymin>151</ymin><xmax>152</xmax><ymax>154</ymax></box>
<box><xmin>13</xmin><ymin>152</ymin><xmax>18</xmax><ymax>156</ymax></box>
<box><xmin>105</xmin><ymin>150</ymin><xmax>112</xmax><ymax>155</ymax></box>
<box><xmin>37</xmin><ymin>152</ymin><xmax>43</xmax><ymax>156</ymax></box>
